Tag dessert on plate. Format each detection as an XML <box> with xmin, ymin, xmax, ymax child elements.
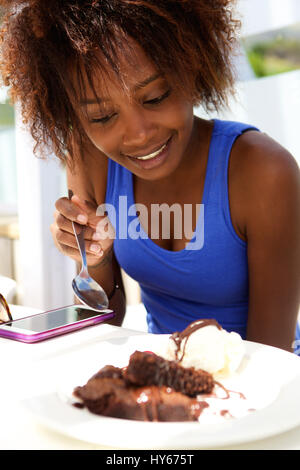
<box><xmin>73</xmin><ymin>318</ymin><xmax>247</xmax><ymax>422</ymax></box>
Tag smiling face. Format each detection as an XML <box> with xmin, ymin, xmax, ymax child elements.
<box><xmin>74</xmin><ymin>41</ymin><xmax>197</xmax><ymax>181</ymax></box>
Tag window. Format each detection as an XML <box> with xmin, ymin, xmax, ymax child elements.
<box><xmin>242</xmin><ymin>22</ymin><xmax>300</xmax><ymax>78</ymax></box>
<box><xmin>0</xmin><ymin>87</ymin><xmax>17</xmax><ymax>210</ymax></box>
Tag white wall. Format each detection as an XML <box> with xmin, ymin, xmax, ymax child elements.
<box><xmin>238</xmin><ymin>0</ymin><xmax>300</xmax><ymax>36</ymax></box>
<box><xmin>195</xmin><ymin>69</ymin><xmax>300</xmax><ymax>166</ymax></box>
<box><xmin>15</xmin><ymin>109</ymin><xmax>75</xmax><ymax>310</ymax></box>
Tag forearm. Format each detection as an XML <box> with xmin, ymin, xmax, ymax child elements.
<box><xmin>106</xmin><ymin>285</ymin><xmax>126</xmax><ymax>326</ymax></box>
<box><xmin>83</xmin><ymin>248</ymin><xmax>126</xmax><ymax>326</ymax></box>
<box><xmin>87</xmin><ymin>247</ymin><xmax>115</xmax><ymax>295</ymax></box>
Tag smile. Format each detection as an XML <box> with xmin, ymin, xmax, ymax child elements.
<box><xmin>126</xmin><ymin>137</ymin><xmax>171</xmax><ymax>161</ymax></box>
<box><xmin>125</xmin><ymin>135</ymin><xmax>173</xmax><ymax>171</ymax></box>
<box><xmin>131</xmin><ymin>142</ymin><xmax>168</xmax><ymax>161</ymax></box>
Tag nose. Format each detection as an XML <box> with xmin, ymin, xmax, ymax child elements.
<box><xmin>122</xmin><ymin>106</ymin><xmax>157</xmax><ymax>151</ymax></box>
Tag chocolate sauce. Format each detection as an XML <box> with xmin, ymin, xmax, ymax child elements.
<box><xmin>192</xmin><ymin>400</ymin><xmax>209</xmax><ymax>420</ymax></box>
<box><xmin>227</xmin><ymin>390</ymin><xmax>246</xmax><ymax>400</ymax></box>
<box><xmin>131</xmin><ymin>386</ymin><xmax>209</xmax><ymax>422</ymax></box>
<box><xmin>170</xmin><ymin>319</ymin><xmax>222</xmax><ymax>362</ymax></box>
<box><xmin>213</xmin><ymin>381</ymin><xmax>231</xmax><ymax>399</ymax></box>
<box><xmin>220</xmin><ymin>409</ymin><xmax>232</xmax><ymax>418</ymax></box>
<box><xmin>150</xmin><ymin>387</ymin><xmax>161</xmax><ymax>421</ymax></box>
<box><xmin>73</xmin><ymin>402</ymin><xmax>85</xmax><ymax>409</ymax></box>
<box><xmin>131</xmin><ymin>386</ymin><xmax>162</xmax><ymax>422</ymax></box>
<box><xmin>204</xmin><ymin>382</ymin><xmax>246</xmax><ymax>400</ymax></box>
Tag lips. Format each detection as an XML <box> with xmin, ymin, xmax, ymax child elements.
<box><xmin>125</xmin><ymin>135</ymin><xmax>173</xmax><ymax>171</ymax></box>
<box><xmin>131</xmin><ymin>142</ymin><xmax>167</xmax><ymax>161</ymax></box>
<box><xmin>124</xmin><ymin>137</ymin><xmax>171</xmax><ymax>161</ymax></box>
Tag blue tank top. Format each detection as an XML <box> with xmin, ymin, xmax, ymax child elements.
<box><xmin>105</xmin><ymin>119</ymin><xmax>300</xmax><ymax>353</ymax></box>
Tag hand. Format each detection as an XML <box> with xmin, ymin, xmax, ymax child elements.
<box><xmin>50</xmin><ymin>194</ymin><xmax>115</xmax><ymax>267</ymax></box>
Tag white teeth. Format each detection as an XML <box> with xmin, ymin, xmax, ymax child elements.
<box><xmin>134</xmin><ymin>143</ymin><xmax>167</xmax><ymax>160</ymax></box>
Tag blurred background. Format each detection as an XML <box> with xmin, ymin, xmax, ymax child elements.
<box><xmin>0</xmin><ymin>0</ymin><xmax>299</xmax><ymax>321</ymax></box>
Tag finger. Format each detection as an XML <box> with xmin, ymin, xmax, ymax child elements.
<box><xmin>70</xmin><ymin>195</ymin><xmax>104</xmax><ymax>229</ymax></box>
<box><xmin>56</xmin><ymin>222</ymin><xmax>104</xmax><ymax>253</ymax></box>
<box><xmin>54</xmin><ymin>211</ymin><xmax>74</xmax><ymax>235</ymax></box>
<box><xmin>56</xmin><ymin>235</ymin><xmax>104</xmax><ymax>260</ymax></box>
<box><xmin>51</xmin><ymin>223</ymin><xmax>78</xmax><ymax>256</ymax></box>
<box><xmin>86</xmin><ymin>240</ymin><xmax>104</xmax><ymax>256</ymax></box>
<box><xmin>55</xmin><ymin>228</ymin><xmax>80</xmax><ymax>250</ymax></box>
<box><xmin>55</xmin><ymin>197</ymin><xmax>89</xmax><ymax>225</ymax></box>
<box><xmin>55</xmin><ymin>242</ymin><xmax>81</xmax><ymax>260</ymax></box>
<box><xmin>54</xmin><ymin>209</ymin><xmax>98</xmax><ymax>240</ymax></box>
<box><xmin>71</xmin><ymin>195</ymin><xmax>96</xmax><ymax>217</ymax></box>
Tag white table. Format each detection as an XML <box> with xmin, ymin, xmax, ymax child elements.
<box><xmin>1</xmin><ymin>306</ymin><xmax>300</xmax><ymax>450</ymax></box>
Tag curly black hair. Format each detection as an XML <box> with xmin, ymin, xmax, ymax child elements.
<box><xmin>0</xmin><ymin>0</ymin><xmax>240</xmax><ymax>164</ymax></box>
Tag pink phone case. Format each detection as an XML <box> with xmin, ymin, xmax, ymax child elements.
<box><xmin>0</xmin><ymin>306</ymin><xmax>115</xmax><ymax>343</ymax></box>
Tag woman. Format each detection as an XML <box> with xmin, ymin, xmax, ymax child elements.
<box><xmin>1</xmin><ymin>0</ymin><xmax>299</xmax><ymax>352</ymax></box>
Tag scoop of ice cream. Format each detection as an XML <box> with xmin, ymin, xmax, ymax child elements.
<box><xmin>163</xmin><ymin>319</ymin><xmax>245</xmax><ymax>378</ymax></box>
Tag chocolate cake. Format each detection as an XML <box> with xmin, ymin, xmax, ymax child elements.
<box><xmin>124</xmin><ymin>351</ymin><xmax>214</xmax><ymax>396</ymax></box>
<box><xmin>73</xmin><ymin>351</ymin><xmax>214</xmax><ymax>421</ymax></box>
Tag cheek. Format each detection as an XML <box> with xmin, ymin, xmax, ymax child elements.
<box><xmin>84</xmin><ymin>127</ymin><xmax>115</xmax><ymax>156</ymax></box>
<box><xmin>165</xmin><ymin>98</ymin><xmax>194</xmax><ymax>136</ymax></box>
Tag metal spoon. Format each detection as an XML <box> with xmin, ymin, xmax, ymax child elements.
<box><xmin>0</xmin><ymin>293</ymin><xmax>13</xmax><ymax>323</ymax></box>
<box><xmin>69</xmin><ymin>190</ymin><xmax>109</xmax><ymax>310</ymax></box>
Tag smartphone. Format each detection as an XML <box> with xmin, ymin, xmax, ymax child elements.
<box><xmin>0</xmin><ymin>305</ymin><xmax>115</xmax><ymax>343</ymax></box>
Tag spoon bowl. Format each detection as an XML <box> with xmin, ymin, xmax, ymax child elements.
<box><xmin>71</xmin><ymin>221</ymin><xmax>109</xmax><ymax>310</ymax></box>
<box><xmin>69</xmin><ymin>191</ymin><xmax>109</xmax><ymax>311</ymax></box>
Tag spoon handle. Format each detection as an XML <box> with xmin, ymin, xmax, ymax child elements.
<box><xmin>73</xmin><ymin>222</ymin><xmax>88</xmax><ymax>272</ymax></box>
<box><xmin>68</xmin><ymin>189</ymin><xmax>88</xmax><ymax>274</ymax></box>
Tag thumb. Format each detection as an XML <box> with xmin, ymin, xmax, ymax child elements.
<box><xmin>71</xmin><ymin>194</ymin><xmax>96</xmax><ymax>216</ymax></box>
<box><xmin>71</xmin><ymin>194</ymin><xmax>104</xmax><ymax>230</ymax></box>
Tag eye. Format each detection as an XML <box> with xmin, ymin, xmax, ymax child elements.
<box><xmin>90</xmin><ymin>113</ymin><xmax>116</xmax><ymax>125</ymax></box>
<box><xmin>144</xmin><ymin>89</ymin><xmax>171</xmax><ymax>106</ymax></box>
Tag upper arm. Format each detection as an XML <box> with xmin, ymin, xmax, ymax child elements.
<box><xmin>66</xmin><ymin>138</ymin><xmax>125</xmax><ymax>289</ymax></box>
<box><xmin>66</xmin><ymin>137</ymin><xmax>108</xmax><ymax>204</ymax></box>
<box><xmin>233</xmin><ymin>132</ymin><xmax>300</xmax><ymax>351</ymax></box>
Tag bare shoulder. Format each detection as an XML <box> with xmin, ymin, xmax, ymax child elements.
<box><xmin>232</xmin><ymin>130</ymin><xmax>299</xmax><ymax>185</ymax></box>
<box><xmin>230</xmin><ymin>130</ymin><xmax>300</xmax><ymax>235</ymax></box>
<box><xmin>67</xmin><ymin>138</ymin><xmax>108</xmax><ymax>204</ymax></box>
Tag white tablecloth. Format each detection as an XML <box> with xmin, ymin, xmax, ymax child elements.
<box><xmin>0</xmin><ymin>305</ymin><xmax>300</xmax><ymax>450</ymax></box>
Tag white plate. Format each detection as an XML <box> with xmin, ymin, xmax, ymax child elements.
<box><xmin>22</xmin><ymin>335</ymin><xmax>300</xmax><ymax>449</ymax></box>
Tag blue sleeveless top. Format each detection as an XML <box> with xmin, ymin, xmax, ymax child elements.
<box><xmin>105</xmin><ymin>119</ymin><xmax>300</xmax><ymax>353</ymax></box>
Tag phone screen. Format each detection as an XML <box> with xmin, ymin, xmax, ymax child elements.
<box><xmin>2</xmin><ymin>306</ymin><xmax>108</xmax><ymax>333</ymax></box>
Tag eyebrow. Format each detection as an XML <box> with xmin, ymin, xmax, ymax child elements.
<box><xmin>80</xmin><ymin>73</ymin><xmax>162</xmax><ymax>106</ymax></box>
<box><xmin>134</xmin><ymin>73</ymin><xmax>162</xmax><ymax>90</ymax></box>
